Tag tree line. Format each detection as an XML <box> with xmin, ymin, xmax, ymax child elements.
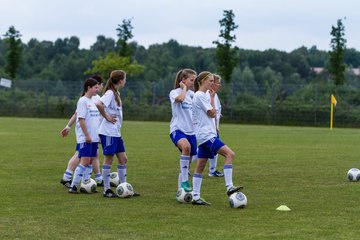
<box><xmin>1</xmin><ymin>14</ymin><xmax>360</xmax><ymax>126</ymax></box>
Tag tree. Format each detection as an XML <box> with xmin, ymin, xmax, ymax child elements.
<box><xmin>213</xmin><ymin>10</ymin><xmax>238</xmax><ymax>83</ymax></box>
<box><xmin>116</xmin><ymin>19</ymin><xmax>134</xmax><ymax>57</ymax></box>
<box><xmin>329</xmin><ymin>18</ymin><xmax>346</xmax><ymax>85</ymax></box>
<box><xmin>3</xmin><ymin>26</ymin><xmax>22</xmax><ymax>79</ymax></box>
<box><xmin>84</xmin><ymin>52</ymin><xmax>144</xmax><ymax>78</ymax></box>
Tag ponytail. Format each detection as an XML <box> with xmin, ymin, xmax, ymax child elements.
<box><xmin>103</xmin><ymin>70</ymin><xmax>126</xmax><ymax>106</ymax></box>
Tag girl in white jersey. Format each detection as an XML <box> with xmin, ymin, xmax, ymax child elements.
<box><xmin>169</xmin><ymin>69</ymin><xmax>197</xmax><ymax>195</ymax></box>
<box><xmin>68</xmin><ymin>78</ymin><xmax>101</xmax><ymax>193</ymax></box>
<box><xmin>207</xmin><ymin>74</ymin><xmax>224</xmax><ymax>178</ymax></box>
<box><xmin>192</xmin><ymin>71</ymin><xmax>243</xmax><ymax>205</ymax></box>
<box><xmin>60</xmin><ymin>76</ymin><xmax>104</xmax><ymax>188</ymax></box>
<box><xmin>96</xmin><ymin>70</ymin><xmax>139</xmax><ymax>198</ymax></box>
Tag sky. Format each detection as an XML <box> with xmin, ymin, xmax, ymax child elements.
<box><xmin>1</xmin><ymin>0</ymin><xmax>359</xmax><ymax>52</ymax></box>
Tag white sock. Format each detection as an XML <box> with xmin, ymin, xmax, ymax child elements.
<box><xmin>71</xmin><ymin>164</ymin><xmax>85</xmax><ymax>188</ymax></box>
<box><xmin>102</xmin><ymin>165</ymin><xmax>111</xmax><ymax>191</ymax></box>
<box><xmin>178</xmin><ymin>172</ymin><xmax>182</xmax><ymax>190</ymax></box>
<box><xmin>192</xmin><ymin>173</ymin><xmax>203</xmax><ymax>200</ymax></box>
<box><xmin>224</xmin><ymin>164</ymin><xmax>233</xmax><ymax>189</ymax></box>
<box><xmin>94</xmin><ymin>173</ymin><xmax>102</xmax><ymax>182</ymax></box>
<box><xmin>82</xmin><ymin>165</ymin><xmax>92</xmax><ymax>181</ymax></box>
<box><xmin>209</xmin><ymin>154</ymin><xmax>218</xmax><ymax>173</ymax></box>
<box><xmin>180</xmin><ymin>155</ymin><xmax>189</xmax><ymax>182</ymax></box>
<box><xmin>63</xmin><ymin>169</ymin><xmax>73</xmax><ymax>181</ymax></box>
<box><xmin>118</xmin><ymin>164</ymin><xmax>127</xmax><ymax>183</ymax></box>
<box><xmin>192</xmin><ymin>152</ymin><xmax>198</xmax><ymax>162</ymax></box>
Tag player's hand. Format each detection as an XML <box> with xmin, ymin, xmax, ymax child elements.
<box><xmin>60</xmin><ymin>128</ymin><xmax>69</xmax><ymax>137</ymax></box>
<box><xmin>106</xmin><ymin>115</ymin><xmax>117</xmax><ymax>124</ymax></box>
<box><xmin>209</xmin><ymin>89</ymin><xmax>216</xmax><ymax>98</ymax></box>
<box><xmin>85</xmin><ymin>135</ymin><xmax>92</xmax><ymax>143</ymax></box>
<box><xmin>179</xmin><ymin>81</ymin><xmax>187</xmax><ymax>91</ymax></box>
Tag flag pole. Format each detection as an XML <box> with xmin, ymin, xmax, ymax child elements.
<box><xmin>330</xmin><ymin>94</ymin><xmax>337</xmax><ymax>130</ymax></box>
<box><xmin>330</xmin><ymin>103</ymin><xmax>333</xmax><ymax>130</ymax></box>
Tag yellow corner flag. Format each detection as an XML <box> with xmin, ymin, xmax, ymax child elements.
<box><xmin>330</xmin><ymin>94</ymin><xmax>337</xmax><ymax>130</ymax></box>
<box><xmin>331</xmin><ymin>94</ymin><xmax>337</xmax><ymax>106</ymax></box>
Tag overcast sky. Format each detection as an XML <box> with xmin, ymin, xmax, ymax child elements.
<box><xmin>1</xmin><ymin>0</ymin><xmax>359</xmax><ymax>52</ymax></box>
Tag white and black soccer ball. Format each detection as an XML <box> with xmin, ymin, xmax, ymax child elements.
<box><xmin>110</xmin><ymin>172</ymin><xmax>120</xmax><ymax>187</ymax></box>
<box><xmin>80</xmin><ymin>178</ymin><xmax>97</xmax><ymax>193</ymax></box>
<box><xmin>176</xmin><ymin>188</ymin><xmax>193</xmax><ymax>203</ymax></box>
<box><xmin>116</xmin><ymin>182</ymin><xmax>134</xmax><ymax>198</ymax></box>
<box><xmin>229</xmin><ymin>192</ymin><xmax>247</xmax><ymax>208</ymax></box>
<box><xmin>347</xmin><ymin>168</ymin><xmax>360</xmax><ymax>181</ymax></box>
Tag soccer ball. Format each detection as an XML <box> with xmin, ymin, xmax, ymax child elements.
<box><xmin>176</xmin><ymin>188</ymin><xmax>193</xmax><ymax>203</ymax></box>
<box><xmin>80</xmin><ymin>178</ymin><xmax>97</xmax><ymax>193</ymax></box>
<box><xmin>110</xmin><ymin>172</ymin><xmax>120</xmax><ymax>187</ymax></box>
<box><xmin>229</xmin><ymin>192</ymin><xmax>247</xmax><ymax>208</ymax></box>
<box><xmin>347</xmin><ymin>168</ymin><xmax>360</xmax><ymax>181</ymax></box>
<box><xmin>116</xmin><ymin>182</ymin><xmax>134</xmax><ymax>198</ymax></box>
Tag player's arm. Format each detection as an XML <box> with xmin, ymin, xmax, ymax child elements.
<box><xmin>60</xmin><ymin>112</ymin><xmax>77</xmax><ymax>137</ymax></box>
<box><xmin>175</xmin><ymin>82</ymin><xmax>187</xmax><ymax>103</ymax></box>
<box><xmin>95</xmin><ymin>101</ymin><xmax>116</xmax><ymax>124</ymax></box>
<box><xmin>207</xmin><ymin>89</ymin><xmax>216</xmax><ymax>118</ymax></box>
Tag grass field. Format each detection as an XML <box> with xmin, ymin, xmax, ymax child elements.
<box><xmin>1</xmin><ymin>117</ymin><xmax>360</xmax><ymax>239</ymax></box>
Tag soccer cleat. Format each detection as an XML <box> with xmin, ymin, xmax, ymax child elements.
<box><xmin>133</xmin><ymin>192</ymin><xmax>141</xmax><ymax>197</ymax></box>
<box><xmin>181</xmin><ymin>180</ymin><xmax>192</xmax><ymax>192</ymax></box>
<box><xmin>96</xmin><ymin>180</ymin><xmax>104</xmax><ymax>187</ymax></box>
<box><xmin>103</xmin><ymin>189</ymin><xmax>118</xmax><ymax>198</ymax></box>
<box><xmin>60</xmin><ymin>179</ymin><xmax>72</xmax><ymax>188</ymax></box>
<box><xmin>192</xmin><ymin>198</ymin><xmax>211</xmax><ymax>205</ymax></box>
<box><xmin>68</xmin><ymin>186</ymin><xmax>78</xmax><ymax>194</ymax></box>
<box><xmin>208</xmin><ymin>170</ymin><xmax>224</xmax><ymax>177</ymax></box>
<box><xmin>226</xmin><ymin>185</ymin><xmax>244</xmax><ymax>196</ymax></box>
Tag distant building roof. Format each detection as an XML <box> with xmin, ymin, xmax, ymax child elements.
<box><xmin>311</xmin><ymin>67</ymin><xmax>360</xmax><ymax>76</ymax></box>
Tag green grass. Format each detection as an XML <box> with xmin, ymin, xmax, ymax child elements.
<box><xmin>1</xmin><ymin>117</ymin><xmax>360</xmax><ymax>239</ymax></box>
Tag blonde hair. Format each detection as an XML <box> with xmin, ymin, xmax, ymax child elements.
<box><xmin>194</xmin><ymin>71</ymin><xmax>213</xmax><ymax>92</ymax></box>
<box><xmin>213</xmin><ymin>74</ymin><xmax>221</xmax><ymax>84</ymax></box>
<box><xmin>103</xmin><ymin>70</ymin><xmax>126</xmax><ymax>106</ymax></box>
<box><xmin>174</xmin><ymin>69</ymin><xmax>197</xmax><ymax>89</ymax></box>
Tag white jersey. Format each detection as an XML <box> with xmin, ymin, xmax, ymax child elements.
<box><xmin>75</xmin><ymin>95</ymin><xmax>101</xmax><ymax>143</ymax></box>
<box><xmin>192</xmin><ymin>91</ymin><xmax>217</xmax><ymax>145</ymax></box>
<box><xmin>98</xmin><ymin>90</ymin><xmax>123</xmax><ymax>137</ymax></box>
<box><xmin>206</xmin><ymin>91</ymin><xmax>221</xmax><ymax>129</ymax></box>
<box><xmin>169</xmin><ymin>88</ymin><xmax>194</xmax><ymax>135</ymax></box>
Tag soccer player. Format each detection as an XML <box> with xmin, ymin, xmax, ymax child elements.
<box><xmin>169</xmin><ymin>69</ymin><xmax>197</xmax><ymax>194</ymax></box>
<box><xmin>95</xmin><ymin>70</ymin><xmax>140</xmax><ymax>198</ymax></box>
<box><xmin>68</xmin><ymin>78</ymin><xmax>102</xmax><ymax>193</ymax></box>
<box><xmin>60</xmin><ymin>76</ymin><xmax>104</xmax><ymax>188</ymax></box>
<box><xmin>192</xmin><ymin>71</ymin><xmax>243</xmax><ymax>205</ymax></box>
<box><xmin>207</xmin><ymin>74</ymin><xmax>224</xmax><ymax>177</ymax></box>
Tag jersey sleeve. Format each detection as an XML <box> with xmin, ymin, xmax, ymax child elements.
<box><xmin>76</xmin><ymin>98</ymin><xmax>87</xmax><ymax>119</ymax></box>
<box><xmin>99</xmin><ymin>90</ymin><xmax>113</xmax><ymax>107</ymax></box>
<box><xmin>198</xmin><ymin>93</ymin><xmax>213</xmax><ymax>113</ymax></box>
<box><xmin>169</xmin><ymin>89</ymin><xmax>179</xmax><ymax>104</ymax></box>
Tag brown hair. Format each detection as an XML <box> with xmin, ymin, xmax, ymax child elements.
<box><xmin>82</xmin><ymin>78</ymin><xmax>99</xmax><ymax>96</ymax></box>
<box><xmin>174</xmin><ymin>68</ymin><xmax>197</xmax><ymax>89</ymax></box>
<box><xmin>194</xmin><ymin>71</ymin><xmax>213</xmax><ymax>92</ymax></box>
<box><xmin>103</xmin><ymin>70</ymin><xmax>126</xmax><ymax>106</ymax></box>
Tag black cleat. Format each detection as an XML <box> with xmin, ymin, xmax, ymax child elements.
<box><xmin>226</xmin><ymin>186</ymin><xmax>244</xmax><ymax>196</ymax></box>
<box><xmin>133</xmin><ymin>192</ymin><xmax>141</xmax><ymax>197</ymax></box>
<box><xmin>60</xmin><ymin>179</ymin><xmax>72</xmax><ymax>188</ymax></box>
<box><xmin>96</xmin><ymin>180</ymin><xmax>104</xmax><ymax>187</ymax></box>
<box><xmin>68</xmin><ymin>186</ymin><xmax>78</xmax><ymax>194</ymax></box>
<box><xmin>208</xmin><ymin>170</ymin><xmax>224</xmax><ymax>177</ymax></box>
<box><xmin>103</xmin><ymin>189</ymin><xmax>118</xmax><ymax>198</ymax></box>
<box><xmin>192</xmin><ymin>198</ymin><xmax>211</xmax><ymax>205</ymax></box>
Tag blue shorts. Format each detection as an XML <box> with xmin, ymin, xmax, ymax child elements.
<box><xmin>77</xmin><ymin>142</ymin><xmax>98</xmax><ymax>158</ymax></box>
<box><xmin>99</xmin><ymin>134</ymin><xmax>125</xmax><ymax>156</ymax></box>
<box><xmin>170</xmin><ymin>130</ymin><xmax>197</xmax><ymax>156</ymax></box>
<box><xmin>75</xmin><ymin>144</ymin><xmax>80</xmax><ymax>151</ymax></box>
<box><xmin>197</xmin><ymin>137</ymin><xmax>225</xmax><ymax>159</ymax></box>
